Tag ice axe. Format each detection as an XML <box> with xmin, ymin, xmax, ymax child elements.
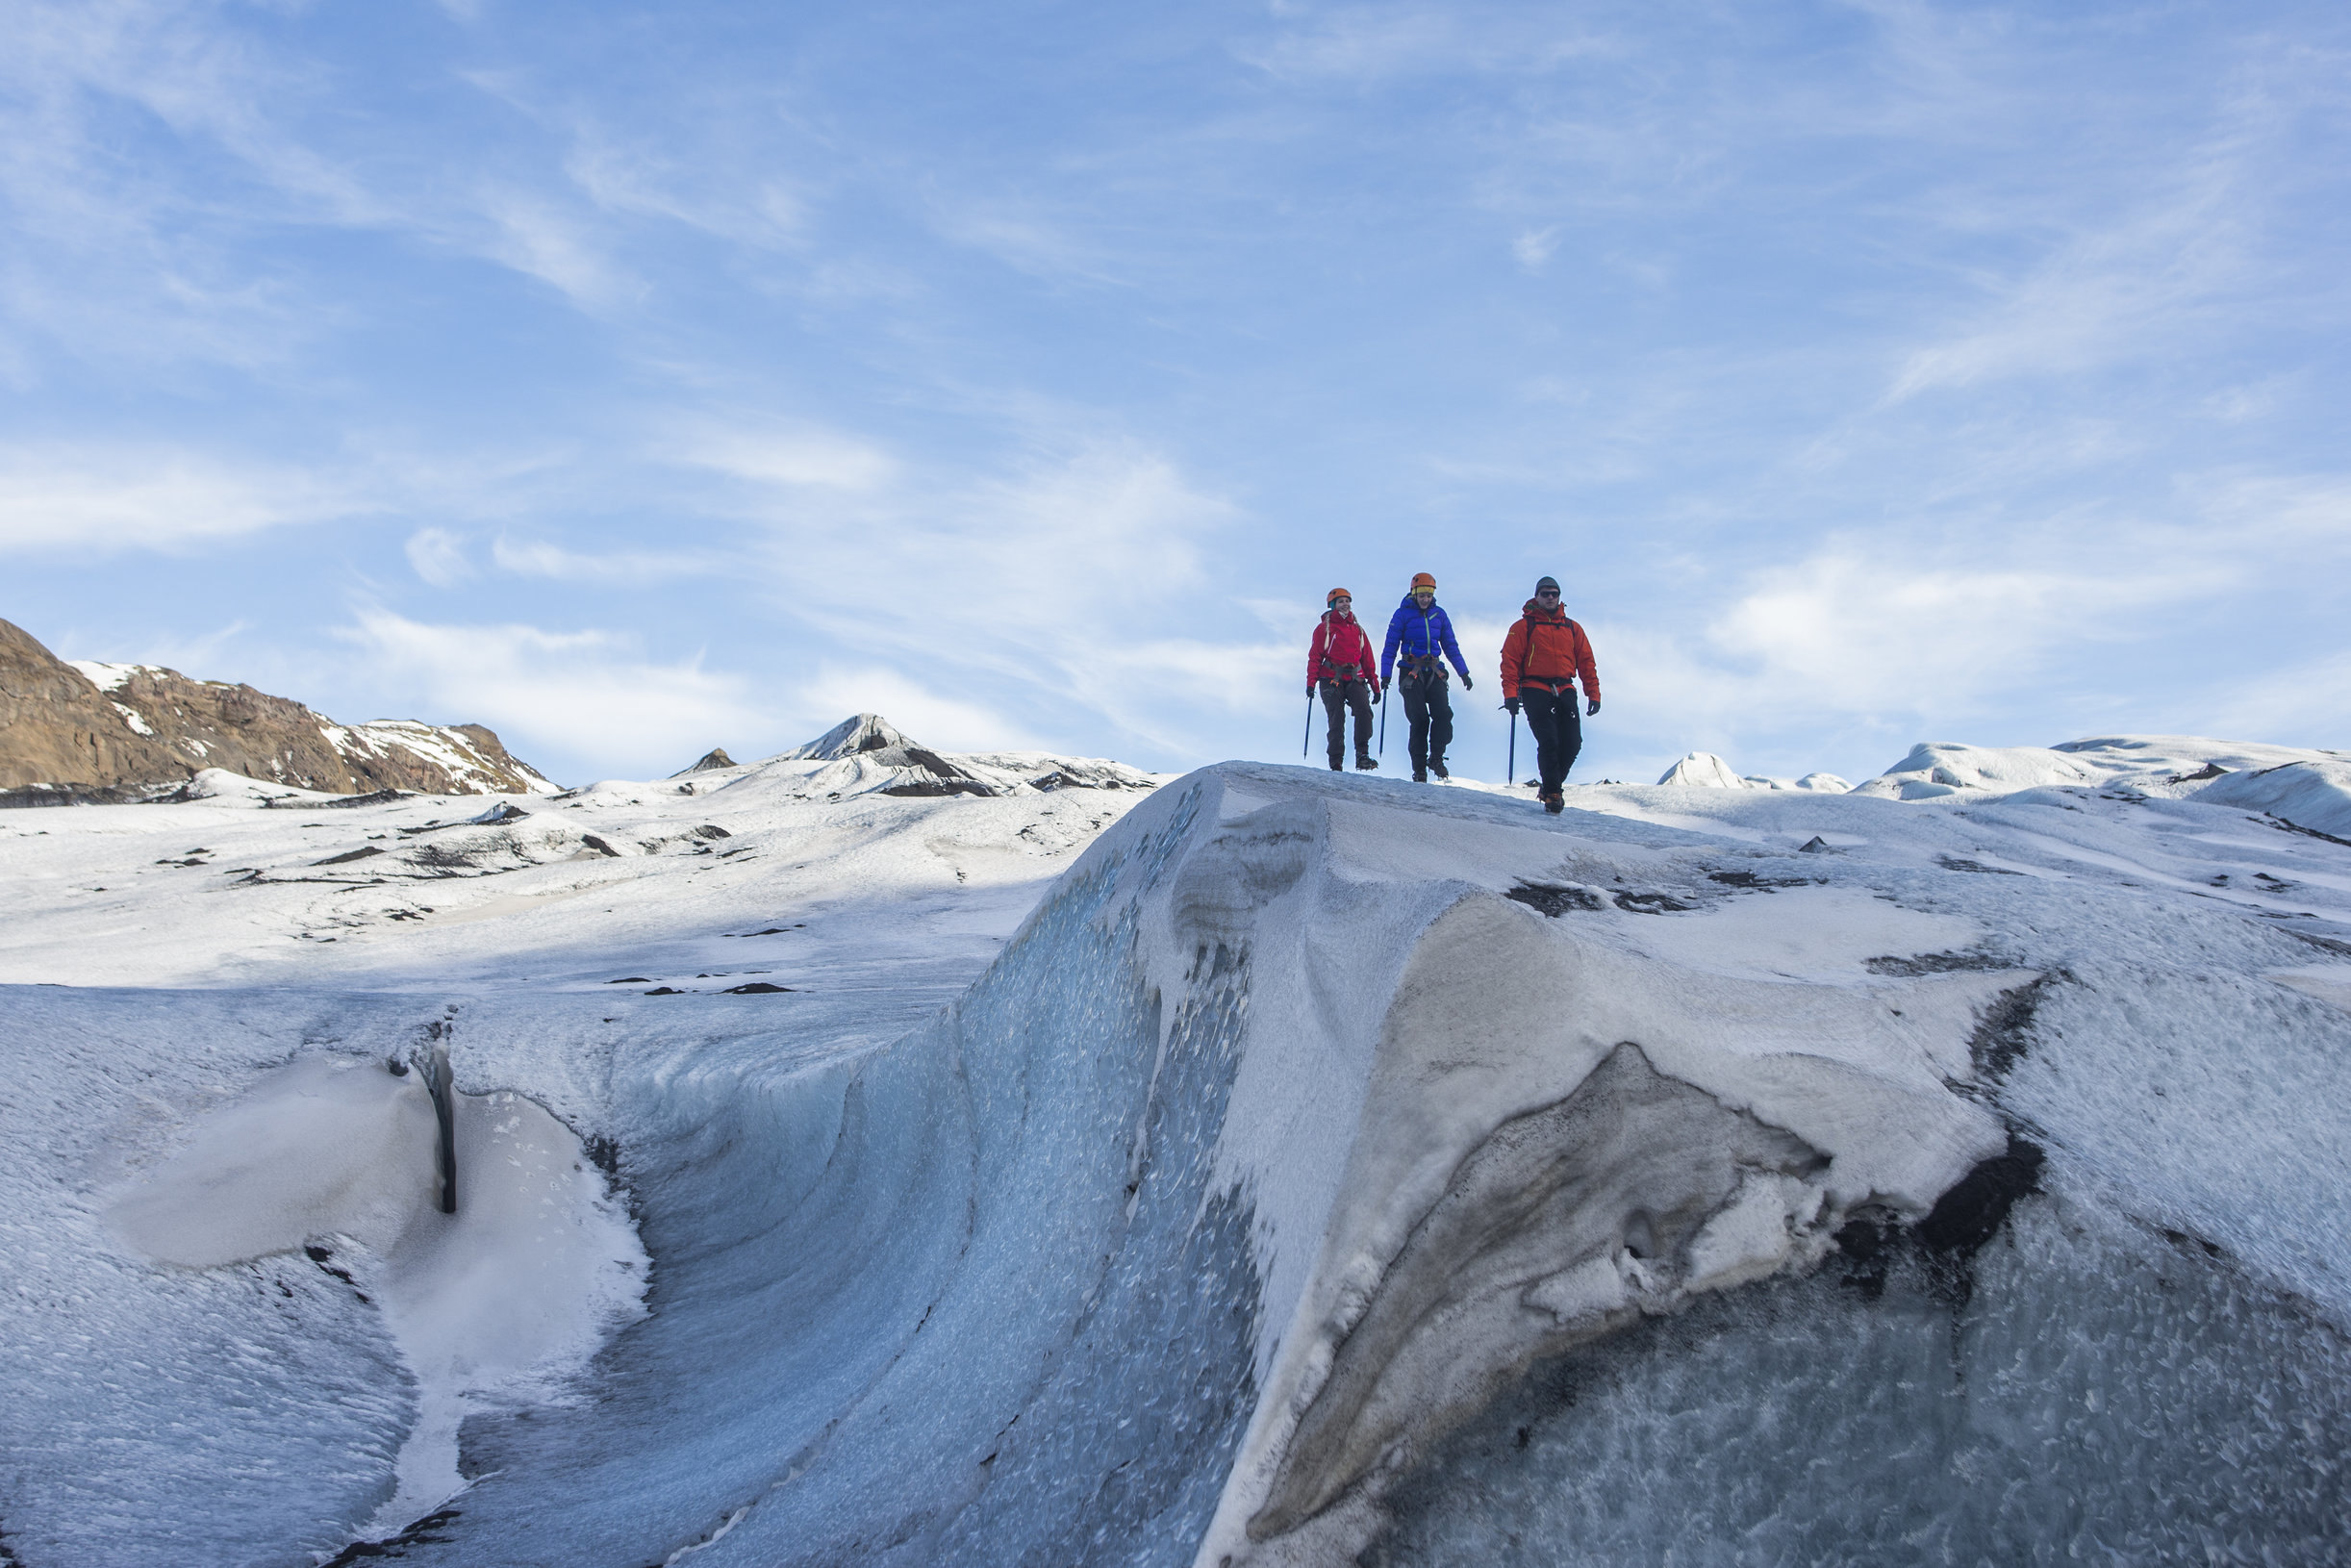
<box><xmin>1506</xmin><ymin>706</ymin><xmax>1518</xmax><ymax>786</ymax></box>
<box><xmin>1302</xmin><ymin>689</ymin><xmax>1314</xmax><ymax>760</ymax></box>
<box><xmin>1377</xmin><ymin>679</ymin><xmax>1387</xmax><ymax>759</ymax></box>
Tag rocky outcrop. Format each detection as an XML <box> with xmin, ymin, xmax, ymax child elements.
<box><xmin>1</xmin><ymin>618</ymin><xmax>554</xmax><ymax>798</ymax></box>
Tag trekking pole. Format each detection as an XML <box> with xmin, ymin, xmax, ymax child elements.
<box><xmin>1506</xmin><ymin>709</ymin><xmax>1518</xmax><ymax>785</ymax></box>
<box><xmin>1302</xmin><ymin>691</ymin><xmax>1313</xmax><ymax>760</ymax></box>
<box><xmin>1378</xmin><ymin>684</ymin><xmax>1387</xmax><ymax>758</ymax></box>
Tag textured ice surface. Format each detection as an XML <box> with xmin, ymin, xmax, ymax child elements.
<box><xmin>4</xmin><ymin>735</ymin><xmax>2350</xmax><ymax>1567</ymax></box>
<box><xmin>1371</xmin><ymin>1196</ymin><xmax>2350</xmax><ymax>1566</ymax></box>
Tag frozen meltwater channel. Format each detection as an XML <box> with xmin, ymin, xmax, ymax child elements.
<box><xmin>4</xmin><ymin>743</ymin><xmax>2351</xmax><ymax>1566</ymax></box>
<box><xmin>101</xmin><ymin>1052</ymin><xmax>647</xmax><ymax>1542</ymax></box>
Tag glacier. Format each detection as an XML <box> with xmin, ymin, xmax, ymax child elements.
<box><xmin>2</xmin><ymin>730</ymin><xmax>2348</xmax><ymax>1565</ymax></box>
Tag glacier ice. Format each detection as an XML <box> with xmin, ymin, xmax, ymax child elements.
<box><xmin>3</xmin><ymin>743</ymin><xmax>2349</xmax><ymax>1566</ymax></box>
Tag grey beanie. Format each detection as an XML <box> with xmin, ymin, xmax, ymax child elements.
<box><xmin>1534</xmin><ymin>575</ymin><xmax>1560</xmax><ymax>594</ymax></box>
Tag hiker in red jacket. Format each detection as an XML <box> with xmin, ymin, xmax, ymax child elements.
<box><xmin>1308</xmin><ymin>589</ymin><xmax>1381</xmax><ymax>771</ymax></box>
<box><xmin>1499</xmin><ymin>575</ymin><xmax>1601</xmax><ymax>813</ymax></box>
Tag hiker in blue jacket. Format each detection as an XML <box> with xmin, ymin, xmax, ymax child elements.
<box><xmin>1379</xmin><ymin>572</ymin><xmax>1474</xmax><ymax>782</ymax></box>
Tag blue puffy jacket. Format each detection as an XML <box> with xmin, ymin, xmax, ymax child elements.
<box><xmin>1381</xmin><ymin>597</ymin><xmax>1469</xmax><ymax>684</ymax></box>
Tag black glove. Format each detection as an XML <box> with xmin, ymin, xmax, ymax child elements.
<box><xmin>1504</xmin><ymin>696</ymin><xmax>1521</xmax><ymax>717</ymax></box>
<box><xmin>1460</xmin><ymin>670</ymin><xmax>1474</xmax><ymax>691</ymax></box>
<box><xmin>1586</xmin><ymin>696</ymin><xmax>1601</xmax><ymax>717</ymax></box>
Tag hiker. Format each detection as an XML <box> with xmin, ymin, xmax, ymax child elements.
<box><xmin>1379</xmin><ymin>572</ymin><xmax>1473</xmax><ymax>783</ymax></box>
<box><xmin>1499</xmin><ymin>575</ymin><xmax>1601</xmax><ymax>814</ymax></box>
<box><xmin>1308</xmin><ymin>589</ymin><xmax>1381</xmax><ymax>771</ymax></box>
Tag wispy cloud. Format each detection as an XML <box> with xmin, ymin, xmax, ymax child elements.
<box><xmin>1693</xmin><ymin>549</ymin><xmax>2202</xmax><ymax>715</ymax></box>
<box><xmin>468</xmin><ymin>187</ymin><xmax>639</xmax><ymax>309</ymax></box>
<box><xmin>2211</xmin><ymin>649</ymin><xmax>2351</xmax><ymax>747</ymax></box>
<box><xmin>405</xmin><ymin>527</ymin><xmax>472</xmax><ymax>588</ymax></box>
<box><xmin>0</xmin><ymin>444</ymin><xmax>360</xmax><ymax>554</ymax></box>
<box><xmin>669</xmin><ymin>418</ymin><xmax>896</xmax><ymax>492</ymax></box>
<box><xmin>1591</xmin><ymin>465</ymin><xmax>2351</xmax><ymax>766</ymax></box>
<box><xmin>490</xmin><ymin>537</ymin><xmax>718</xmax><ymax>584</ymax></box>
<box><xmin>1884</xmin><ymin>172</ymin><xmax>2249</xmax><ymax>401</ymax></box>
<box><xmin>681</xmin><ymin>430</ymin><xmax>1282</xmax><ymax>756</ymax></box>
<box><xmin>1235</xmin><ymin>3</ymin><xmax>1609</xmax><ymax>82</ymax></box>
<box><xmin>338</xmin><ymin>607</ymin><xmax>768</xmax><ymax>780</ymax></box>
<box><xmin>0</xmin><ymin>0</ymin><xmax>381</xmax><ymax>369</ymax></box>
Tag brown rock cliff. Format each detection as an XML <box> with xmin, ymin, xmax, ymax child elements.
<box><xmin>1</xmin><ymin>618</ymin><xmax>553</xmax><ymax>797</ymax></box>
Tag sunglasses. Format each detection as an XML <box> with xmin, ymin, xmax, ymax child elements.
<box><xmin>1536</xmin><ymin>589</ymin><xmax>1560</xmax><ymax>599</ymax></box>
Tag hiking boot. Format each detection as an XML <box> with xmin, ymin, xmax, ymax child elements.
<box><xmin>1540</xmin><ymin>790</ymin><xmax>1564</xmax><ymax>814</ymax></box>
<box><xmin>1355</xmin><ymin>755</ymin><xmax>1378</xmax><ymax>771</ymax></box>
<box><xmin>1429</xmin><ymin>757</ymin><xmax>1449</xmax><ymax>779</ymax></box>
<box><xmin>1412</xmin><ymin>769</ymin><xmax>1428</xmax><ymax>783</ymax></box>
<box><xmin>1327</xmin><ymin>756</ymin><xmax>1345</xmax><ymax>771</ymax></box>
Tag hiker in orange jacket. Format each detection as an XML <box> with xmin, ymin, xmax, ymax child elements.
<box><xmin>1307</xmin><ymin>588</ymin><xmax>1381</xmax><ymax>772</ymax></box>
<box><xmin>1499</xmin><ymin>575</ymin><xmax>1600</xmax><ymax>813</ymax></box>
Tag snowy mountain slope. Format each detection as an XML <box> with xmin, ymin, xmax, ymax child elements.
<box><xmin>1849</xmin><ymin>731</ymin><xmax>2347</xmax><ymax>809</ymax></box>
<box><xmin>686</xmin><ymin>711</ymin><xmax>1161</xmax><ymax>802</ymax></box>
<box><xmin>1654</xmin><ymin>751</ymin><xmax>1851</xmax><ymax>792</ymax></box>
<box><xmin>0</xmin><ymin>616</ymin><xmax>553</xmax><ymax>797</ymax></box>
<box><xmin>2</xmin><ymin>727</ymin><xmax>2348</xmax><ymax>1566</ymax></box>
<box><xmin>1652</xmin><ymin>734</ymin><xmax>2351</xmax><ymax>846</ymax></box>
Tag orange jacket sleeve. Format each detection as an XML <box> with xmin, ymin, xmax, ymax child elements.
<box><xmin>1569</xmin><ymin>620</ymin><xmax>1600</xmax><ymax>703</ymax></box>
<box><xmin>1499</xmin><ymin>617</ymin><xmax>1529</xmax><ymax>700</ymax></box>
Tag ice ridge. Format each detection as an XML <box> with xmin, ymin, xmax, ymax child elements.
<box><xmin>6</xmin><ymin>751</ymin><xmax>2350</xmax><ymax>1565</ymax></box>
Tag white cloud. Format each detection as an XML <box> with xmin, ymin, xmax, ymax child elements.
<box><xmin>670</xmin><ymin>420</ymin><xmax>895</xmax><ymax>491</ymax></box>
<box><xmin>405</xmin><ymin>527</ymin><xmax>472</xmax><ymax>588</ymax></box>
<box><xmin>338</xmin><ymin>607</ymin><xmax>769</xmax><ymax>780</ymax></box>
<box><xmin>696</xmin><ymin>432</ymin><xmax>1283</xmax><ymax>757</ymax></box>
<box><xmin>1685</xmin><ymin>548</ymin><xmax>2206</xmax><ymax>717</ymax></box>
<box><xmin>561</xmin><ymin>131</ymin><xmax>806</xmax><ymax>250</ymax></box>
<box><xmin>0</xmin><ymin>445</ymin><xmax>357</xmax><ymax>554</ymax></box>
<box><xmin>0</xmin><ymin>0</ymin><xmax>392</xmax><ymax>368</ymax></box>
<box><xmin>1511</xmin><ymin>226</ymin><xmax>1559</xmax><ymax>272</ymax></box>
<box><xmin>490</xmin><ymin>537</ymin><xmax>718</xmax><ymax>584</ymax></box>
<box><xmin>2187</xmin><ymin>472</ymin><xmax>2351</xmax><ymax>551</ymax></box>
<box><xmin>469</xmin><ymin>188</ymin><xmax>636</xmax><ymax>309</ymax></box>
<box><xmin>1879</xmin><ymin>45</ymin><xmax>2313</xmax><ymax>404</ymax></box>
<box><xmin>2209</xmin><ymin>651</ymin><xmax>2351</xmax><ymax>747</ymax></box>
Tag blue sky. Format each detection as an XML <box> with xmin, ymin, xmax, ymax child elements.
<box><xmin>4</xmin><ymin>0</ymin><xmax>2346</xmax><ymax>787</ymax></box>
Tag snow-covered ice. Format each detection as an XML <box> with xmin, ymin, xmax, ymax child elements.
<box><xmin>2</xmin><ymin>721</ymin><xmax>2347</xmax><ymax>1566</ymax></box>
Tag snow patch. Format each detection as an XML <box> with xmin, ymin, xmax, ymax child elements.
<box><xmin>67</xmin><ymin>659</ymin><xmax>166</xmax><ymax>693</ymax></box>
<box><xmin>103</xmin><ymin>1053</ymin><xmax>646</xmax><ymax>1538</ymax></box>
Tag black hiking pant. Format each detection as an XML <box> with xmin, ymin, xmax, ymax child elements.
<box><xmin>1398</xmin><ymin>665</ymin><xmax>1453</xmax><ymax>773</ymax></box>
<box><xmin>1520</xmin><ymin>684</ymin><xmax>1582</xmax><ymax>793</ymax></box>
<box><xmin>1319</xmin><ymin>679</ymin><xmax>1374</xmax><ymax>766</ymax></box>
